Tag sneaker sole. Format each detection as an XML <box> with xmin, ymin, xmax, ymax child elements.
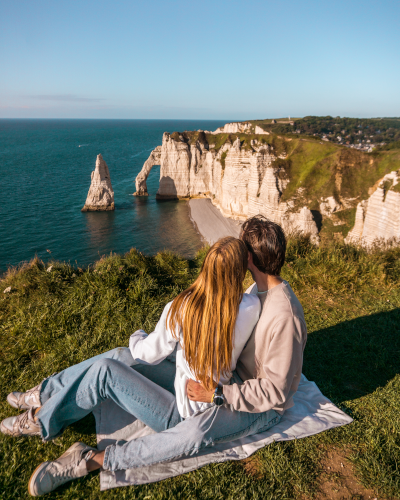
<box><xmin>28</xmin><ymin>462</ymin><xmax>49</xmax><ymax>496</ymax></box>
<box><xmin>28</xmin><ymin>442</ymin><xmax>89</xmax><ymax>496</ymax></box>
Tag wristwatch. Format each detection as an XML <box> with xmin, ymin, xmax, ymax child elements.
<box><xmin>212</xmin><ymin>386</ymin><xmax>225</xmax><ymax>406</ymax></box>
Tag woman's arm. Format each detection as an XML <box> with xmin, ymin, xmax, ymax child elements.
<box><xmin>129</xmin><ymin>302</ymin><xmax>178</xmax><ymax>365</ymax></box>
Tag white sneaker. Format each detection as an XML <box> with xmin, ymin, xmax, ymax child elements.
<box><xmin>1</xmin><ymin>408</ymin><xmax>41</xmax><ymax>437</ymax></box>
<box><xmin>7</xmin><ymin>384</ymin><xmax>41</xmax><ymax>410</ymax></box>
<box><xmin>28</xmin><ymin>442</ymin><xmax>97</xmax><ymax>496</ymax></box>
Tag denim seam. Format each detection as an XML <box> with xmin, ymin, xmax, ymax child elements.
<box><xmin>110</xmin><ymin>412</ymin><xmax>278</xmax><ymax>470</ymax></box>
<box><xmin>214</xmin><ymin>412</ymin><xmax>276</xmax><ymax>444</ymax></box>
<box><xmin>75</xmin><ymin>383</ymin><xmax>170</xmax><ymax>420</ymax></box>
<box><xmin>103</xmin><ymin>445</ymin><xmax>112</xmax><ymax>470</ymax></box>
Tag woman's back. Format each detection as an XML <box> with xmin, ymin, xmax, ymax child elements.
<box><xmin>129</xmin><ymin>293</ymin><xmax>260</xmax><ymax>419</ymax></box>
<box><xmin>175</xmin><ymin>293</ymin><xmax>260</xmax><ymax>418</ymax></box>
<box><xmin>129</xmin><ymin>236</ymin><xmax>259</xmax><ymax>418</ymax></box>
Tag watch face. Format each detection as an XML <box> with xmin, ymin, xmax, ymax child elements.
<box><xmin>214</xmin><ymin>395</ymin><xmax>224</xmax><ymax>406</ymax></box>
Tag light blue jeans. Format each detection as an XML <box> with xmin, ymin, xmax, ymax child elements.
<box><xmin>36</xmin><ymin>348</ymin><xmax>281</xmax><ymax>471</ymax></box>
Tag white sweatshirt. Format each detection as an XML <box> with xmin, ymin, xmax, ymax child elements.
<box><xmin>129</xmin><ymin>294</ymin><xmax>261</xmax><ymax>419</ymax></box>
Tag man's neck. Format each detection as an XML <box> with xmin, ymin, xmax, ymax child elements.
<box><xmin>253</xmin><ymin>271</ymin><xmax>283</xmax><ymax>293</ymax></box>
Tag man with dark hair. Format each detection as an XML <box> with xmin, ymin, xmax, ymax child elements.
<box><xmin>188</xmin><ymin>215</ymin><xmax>307</xmax><ymax>414</ymax></box>
<box><xmin>240</xmin><ymin>215</ymin><xmax>287</xmax><ymax>275</ymax></box>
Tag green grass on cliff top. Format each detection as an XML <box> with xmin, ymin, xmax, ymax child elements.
<box><xmin>1</xmin><ymin>239</ymin><xmax>400</xmax><ymax>499</ymax></box>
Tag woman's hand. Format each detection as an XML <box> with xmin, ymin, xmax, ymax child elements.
<box><xmin>186</xmin><ymin>379</ymin><xmax>215</xmax><ymax>403</ymax></box>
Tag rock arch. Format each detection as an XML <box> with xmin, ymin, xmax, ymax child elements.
<box><xmin>133</xmin><ymin>146</ymin><xmax>162</xmax><ymax>196</ymax></box>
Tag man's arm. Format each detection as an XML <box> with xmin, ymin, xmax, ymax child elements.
<box><xmin>187</xmin><ymin>315</ymin><xmax>306</xmax><ymax>411</ymax></box>
<box><xmin>222</xmin><ymin>316</ymin><xmax>305</xmax><ymax>412</ymax></box>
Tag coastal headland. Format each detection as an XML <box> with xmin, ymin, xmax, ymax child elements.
<box><xmin>135</xmin><ymin>119</ymin><xmax>400</xmax><ymax>248</ymax></box>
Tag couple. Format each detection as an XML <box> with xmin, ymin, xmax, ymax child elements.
<box><xmin>1</xmin><ymin>216</ymin><xmax>307</xmax><ymax>496</ymax></box>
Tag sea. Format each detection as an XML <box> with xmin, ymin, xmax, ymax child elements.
<box><xmin>0</xmin><ymin>119</ymin><xmax>226</xmax><ymax>274</ymax></box>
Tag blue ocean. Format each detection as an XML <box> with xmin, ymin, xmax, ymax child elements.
<box><xmin>0</xmin><ymin>119</ymin><xmax>226</xmax><ymax>273</ymax></box>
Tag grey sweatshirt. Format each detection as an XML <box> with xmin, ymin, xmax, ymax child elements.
<box><xmin>223</xmin><ymin>280</ymin><xmax>307</xmax><ymax>414</ymax></box>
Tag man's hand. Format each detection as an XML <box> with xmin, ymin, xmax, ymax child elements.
<box><xmin>186</xmin><ymin>379</ymin><xmax>215</xmax><ymax>403</ymax></box>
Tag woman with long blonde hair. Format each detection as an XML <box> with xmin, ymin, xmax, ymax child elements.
<box><xmin>129</xmin><ymin>235</ymin><xmax>261</xmax><ymax>418</ymax></box>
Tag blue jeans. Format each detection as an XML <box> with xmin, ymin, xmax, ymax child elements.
<box><xmin>37</xmin><ymin>348</ymin><xmax>281</xmax><ymax>471</ymax></box>
<box><xmin>37</xmin><ymin>348</ymin><xmax>180</xmax><ymax>441</ymax></box>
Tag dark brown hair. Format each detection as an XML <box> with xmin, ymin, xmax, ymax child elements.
<box><xmin>240</xmin><ymin>216</ymin><xmax>286</xmax><ymax>275</ymax></box>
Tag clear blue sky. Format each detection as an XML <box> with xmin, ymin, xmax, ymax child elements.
<box><xmin>1</xmin><ymin>0</ymin><xmax>399</xmax><ymax>119</ymax></box>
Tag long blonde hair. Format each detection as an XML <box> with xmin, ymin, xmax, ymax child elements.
<box><xmin>167</xmin><ymin>237</ymin><xmax>248</xmax><ymax>391</ymax></box>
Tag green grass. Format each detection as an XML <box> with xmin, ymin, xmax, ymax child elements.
<box><xmin>1</xmin><ymin>239</ymin><xmax>400</xmax><ymax>499</ymax></box>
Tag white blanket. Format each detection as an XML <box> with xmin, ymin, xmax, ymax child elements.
<box><xmin>94</xmin><ymin>375</ymin><xmax>352</xmax><ymax>491</ymax></box>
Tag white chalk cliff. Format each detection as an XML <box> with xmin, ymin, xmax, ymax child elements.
<box><xmin>254</xmin><ymin>125</ymin><xmax>270</xmax><ymax>135</ymax></box>
<box><xmin>345</xmin><ymin>171</ymin><xmax>400</xmax><ymax>246</ymax></box>
<box><xmin>212</xmin><ymin>122</ymin><xmax>252</xmax><ymax>134</ymax></box>
<box><xmin>82</xmin><ymin>154</ymin><xmax>115</xmax><ymax>212</ymax></box>
<box><xmin>135</xmin><ymin>133</ymin><xmax>319</xmax><ymax>241</ymax></box>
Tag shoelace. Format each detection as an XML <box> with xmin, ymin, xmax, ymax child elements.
<box><xmin>25</xmin><ymin>388</ymin><xmax>39</xmax><ymax>406</ymax></box>
<box><xmin>52</xmin><ymin>450</ymin><xmax>91</xmax><ymax>486</ymax></box>
<box><xmin>17</xmin><ymin>410</ymin><xmax>34</xmax><ymax>431</ymax></box>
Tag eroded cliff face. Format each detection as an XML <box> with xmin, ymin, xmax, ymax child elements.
<box><xmin>82</xmin><ymin>154</ymin><xmax>114</xmax><ymax>212</ymax></box>
<box><xmin>345</xmin><ymin>171</ymin><xmax>400</xmax><ymax>246</ymax></box>
<box><xmin>135</xmin><ymin>133</ymin><xmax>319</xmax><ymax>241</ymax></box>
<box><xmin>212</xmin><ymin>122</ymin><xmax>252</xmax><ymax>134</ymax></box>
<box><xmin>135</xmin><ymin>125</ymin><xmax>400</xmax><ymax>246</ymax></box>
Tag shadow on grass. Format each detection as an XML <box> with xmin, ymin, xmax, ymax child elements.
<box><xmin>303</xmin><ymin>308</ymin><xmax>400</xmax><ymax>404</ymax></box>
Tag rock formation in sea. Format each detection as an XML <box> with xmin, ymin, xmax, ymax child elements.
<box><xmin>134</xmin><ymin>146</ymin><xmax>161</xmax><ymax>196</ymax></box>
<box><xmin>345</xmin><ymin>171</ymin><xmax>400</xmax><ymax>246</ymax></box>
<box><xmin>82</xmin><ymin>154</ymin><xmax>115</xmax><ymax>212</ymax></box>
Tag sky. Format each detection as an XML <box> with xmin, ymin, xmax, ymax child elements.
<box><xmin>1</xmin><ymin>0</ymin><xmax>399</xmax><ymax>119</ymax></box>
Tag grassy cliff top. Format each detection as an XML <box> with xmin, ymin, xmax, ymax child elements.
<box><xmin>1</xmin><ymin>240</ymin><xmax>400</xmax><ymax>499</ymax></box>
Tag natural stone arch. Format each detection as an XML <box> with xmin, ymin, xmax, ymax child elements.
<box><xmin>133</xmin><ymin>146</ymin><xmax>162</xmax><ymax>196</ymax></box>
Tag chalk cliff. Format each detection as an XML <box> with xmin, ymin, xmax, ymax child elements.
<box><xmin>82</xmin><ymin>154</ymin><xmax>115</xmax><ymax>212</ymax></box>
<box><xmin>254</xmin><ymin>125</ymin><xmax>270</xmax><ymax>135</ymax></box>
<box><xmin>345</xmin><ymin>171</ymin><xmax>400</xmax><ymax>246</ymax></box>
<box><xmin>135</xmin><ymin>123</ymin><xmax>400</xmax><ymax>246</ymax></box>
<box><xmin>135</xmin><ymin>132</ymin><xmax>319</xmax><ymax>241</ymax></box>
<box><xmin>212</xmin><ymin>122</ymin><xmax>252</xmax><ymax>134</ymax></box>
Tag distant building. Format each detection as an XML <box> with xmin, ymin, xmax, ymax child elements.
<box><xmin>271</xmin><ymin>119</ymin><xmax>276</xmax><ymax>124</ymax></box>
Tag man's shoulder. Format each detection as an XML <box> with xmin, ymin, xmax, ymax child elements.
<box><xmin>262</xmin><ymin>281</ymin><xmax>305</xmax><ymax>322</ymax></box>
